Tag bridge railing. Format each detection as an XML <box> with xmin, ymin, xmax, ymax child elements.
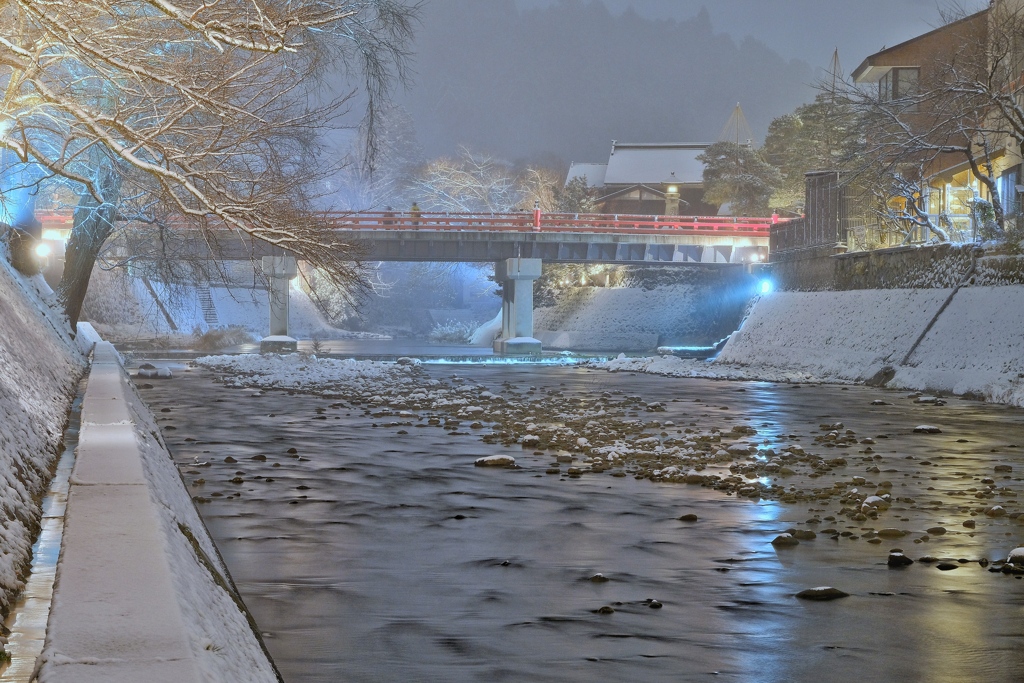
<box><xmin>328</xmin><ymin>211</ymin><xmax>782</xmax><ymax>236</ymax></box>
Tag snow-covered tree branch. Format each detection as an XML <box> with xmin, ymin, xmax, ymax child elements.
<box><xmin>0</xmin><ymin>0</ymin><xmax>417</xmax><ymax>325</ymax></box>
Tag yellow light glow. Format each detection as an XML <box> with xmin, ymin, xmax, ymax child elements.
<box><xmin>41</xmin><ymin>229</ymin><xmax>69</xmax><ymax>242</ymax></box>
<box><xmin>35</xmin><ymin>243</ymin><xmax>52</xmax><ymax>258</ymax></box>
<box><xmin>667</xmin><ymin>185</ymin><xmax>678</xmax><ymax>194</ymax></box>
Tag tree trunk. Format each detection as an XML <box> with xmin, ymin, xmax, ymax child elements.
<box><xmin>57</xmin><ymin>166</ymin><xmax>121</xmax><ymax>328</ymax></box>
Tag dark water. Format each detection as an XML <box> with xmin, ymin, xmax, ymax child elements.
<box><xmin>140</xmin><ymin>364</ymin><xmax>1024</xmax><ymax>683</ymax></box>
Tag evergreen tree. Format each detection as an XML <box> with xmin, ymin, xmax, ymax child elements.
<box><xmin>697</xmin><ymin>142</ymin><xmax>782</xmax><ymax>216</ymax></box>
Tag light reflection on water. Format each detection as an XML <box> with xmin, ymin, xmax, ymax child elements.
<box><xmin>142</xmin><ymin>364</ymin><xmax>1024</xmax><ymax>683</ymax></box>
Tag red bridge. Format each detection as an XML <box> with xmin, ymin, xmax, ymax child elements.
<box><xmin>331</xmin><ymin>210</ymin><xmax>779</xmax><ymax>236</ymax></box>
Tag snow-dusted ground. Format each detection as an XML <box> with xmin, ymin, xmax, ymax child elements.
<box><xmin>0</xmin><ymin>252</ymin><xmax>84</xmax><ymax>620</ymax></box>
<box><xmin>196</xmin><ymin>353</ymin><xmax>422</xmax><ymax>392</ymax></box>
<box><xmin>597</xmin><ymin>285</ymin><xmax>1024</xmax><ymax>408</ymax></box>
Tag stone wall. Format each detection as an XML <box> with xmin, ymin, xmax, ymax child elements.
<box><xmin>766</xmin><ymin>243</ymin><xmax>979</xmax><ymax>291</ymax></box>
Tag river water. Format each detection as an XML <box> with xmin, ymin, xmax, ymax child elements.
<box><xmin>138</xmin><ymin>361</ymin><xmax>1024</xmax><ymax>683</ymax></box>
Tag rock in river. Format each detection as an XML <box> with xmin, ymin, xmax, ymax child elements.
<box><xmin>795</xmin><ymin>587</ymin><xmax>849</xmax><ymax>601</ymax></box>
<box><xmin>475</xmin><ymin>455</ymin><xmax>515</xmax><ymax>467</ymax></box>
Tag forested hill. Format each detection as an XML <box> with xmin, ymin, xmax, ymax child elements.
<box><xmin>395</xmin><ymin>0</ymin><xmax>814</xmax><ymax>163</ymax></box>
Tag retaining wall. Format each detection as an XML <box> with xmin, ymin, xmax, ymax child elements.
<box><xmin>535</xmin><ymin>265</ymin><xmax>755</xmax><ymax>351</ymax></box>
<box><xmin>723</xmin><ymin>245</ymin><xmax>1024</xmax><ymax>405</ymax></box>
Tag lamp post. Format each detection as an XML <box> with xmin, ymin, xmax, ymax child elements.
<box><xmin>663</xmin><ymin>172</ymin><xmax>680</xmax><ymax>216</ymax></box>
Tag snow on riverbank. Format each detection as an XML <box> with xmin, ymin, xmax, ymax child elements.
<box><xmin>595</xmin><ymin>354</ymin><xmax>822</xmax><ymax>384</ymax></box>
<box><xmin>597</xmin><ymin>286</ymin><xmax>1024</xmax><ymax>408</ymax></box>
<box><xmin>196</xmin><ymin>353</ymin><xmax>422</xmax><ymax>391</ymax></box>
<box><xmin>0</xmin><ymin>254</ymin><xmax>84</xmax><ymax>619</ymax></box>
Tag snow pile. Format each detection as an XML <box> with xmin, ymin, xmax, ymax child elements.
<box><xmin>597</xmin><ymin>353</ymin><xmax>819</xmax><ymax>383</ymax></box>
<box><xmin>196</xmin><ymin>353</ymin><xmax>422</xmax><ymax>391</ymax></box>
<box><xmin>0</xmin><ymin>261</ymin><xmax>85</xmax><ymax>618</ymax></box>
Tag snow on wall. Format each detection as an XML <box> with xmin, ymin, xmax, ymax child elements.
<box><xmin>716</xmin><ymin>289</ymin><xmax>952</xmax><ymax>382</ymax></box>
<box><xmin>893</xmin><ymin>286</ymin><xmax>1024</xmax><ymax>404</ymax></box>
<box><xmin>210</xmin><ymin>284</ymin><xmax>336</xmax><ymax>338</ymax></box>
<box><xmin>535</xmin><ymin>283</ymin><xmax>740</xmax><ymax>351</ymax></box>
<box><xmin>0</xmin><ymin>259</ymin><xmax>85</xmax><ymax>618</ymax></box>
<box><xmin>713</xmin><ymin>285</ymin><xmax>1024</xmax><ymax>407</ymax></box>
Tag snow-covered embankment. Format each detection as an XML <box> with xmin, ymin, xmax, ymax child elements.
<box><xmin>36</xmin><ymin>342</ymin><xmax>279</xmax><ymax>682</ymax></box>
<box><xmin>605</xmin><ymin>282</ymin><xmax>1024</xmax><ymax>407</ymax></box>
<box><xmin>0</xmin><ymin>257</ymin><xmax>85</xmax><ymax>625</ymax></box>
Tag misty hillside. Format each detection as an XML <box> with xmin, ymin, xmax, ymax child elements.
<box><xmin>396</xmin><ymin>0</ymin><xmax>815</xmax><ymax>163</ymax></box>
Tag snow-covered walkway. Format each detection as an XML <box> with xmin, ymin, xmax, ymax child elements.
<box><xmin>36</xmin><ymin>342</ymin><xmax>277</xmax><ymax>683</ymax></box>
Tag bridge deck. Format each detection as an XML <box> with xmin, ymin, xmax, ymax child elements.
<box><xmin>333</xmin><ymin>211</ymin><xmax>775</xmax><ymax>237</ymax></box>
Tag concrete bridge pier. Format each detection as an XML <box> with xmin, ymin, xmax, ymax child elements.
<box><xmin>493</xmin><ymin>257</ymin><xmax>543</xmax><ymax>355</ymax></box>
<box><xmin>260</xmin><ymin>255</ymin><xmax>298</xmax><ymax>353</ymax></box>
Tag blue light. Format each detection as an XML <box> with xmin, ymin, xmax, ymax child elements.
<box><xmin>759</xmin><ymin>280</ymin><xmax>772</xmax><ymax>295</ymax></box>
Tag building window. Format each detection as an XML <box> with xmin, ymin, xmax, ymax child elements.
<box><xmin>879</xmin><ymin>67</ymin><xmax>920</xmax><ymax>102</ymax></box>
<box><xmin>999</xmin><ymin>165</ymin><xmax>1021</xmax><ymax>216</ymax></box>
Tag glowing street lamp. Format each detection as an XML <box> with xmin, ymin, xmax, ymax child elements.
<box><xmin>663</xmin><ymin>172</ymin><xmax>681</xmax><ymax>216</ymax></box>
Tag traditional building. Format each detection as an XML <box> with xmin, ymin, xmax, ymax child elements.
<box><xmin>565</xmin><ymin>141</ymin><xmax>718</xmax><ymax>216</ymax></box>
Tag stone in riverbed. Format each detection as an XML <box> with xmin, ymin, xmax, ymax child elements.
<box><xmin>771</xmin><ymin>533</ymin><xmax>799</xmax><ymax>548</ymax></box>
<box><xmin>913</xmin><ymin>425</ymin><xmax>942</xmax><ymax>434</ymax></box>
<box><xmin>926</xmin><ymin>526</ymin><xmax>946</xmax><ymax>535</ymax></box>
<box><xmin>887</xmin><ymin>552</ymin><xmax>914</xmax><ymax>567</ymax></box>
<box><xmin>936</xmin><ymin>562</ymin><xmax>959</xmax><ymax>571</ymax></box>
<box><xmin>475</xmin><ymin>455</ymin><xmax>515</xmax><ymax>467</ymax></box>
<box><xmin>877</xmin><ymin>528</ymin><xmax>907</xmax><ymax>539</ymax></box>
<box><xmin>795</xmin><ymin>587</ymin><xmax>849</xmax><ymax>601</ymax></box>
<box><xmin>677</xmin><ymin>513</ymin><xmax>699</xmax><ymax>522</ymax></box>
<box><xmin>1006</xmin><ymin>547</ymin><xmax>1024</xmax><ymax>565</ymax></box>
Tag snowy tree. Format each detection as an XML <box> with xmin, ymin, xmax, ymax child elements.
<box><xmin>0</xmin><ymin>0</ymin><xmax>417</xmax><ymax>326</ymax></box>
<box><xmin>554</xmin><ymin>176</ymin><xmax>599</xmax><ymax>213</ymax></box>
<box><xmin>697</xmin><ymin>142</ymin><xmax>782</xmax><ymax>216</ymax></box>
<box><xmin>404</xmin><ymin>147</ymin><xmax>562</xmax><ymax>214</ymax></box>
<box><xmin>762</xmin><ymin>93</ymin><xmax>860</xmax><ymax>213</ymax></box>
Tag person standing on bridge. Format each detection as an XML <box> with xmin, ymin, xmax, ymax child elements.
<box><xmin>410</xmin><ymin>201</ymin><xmax>421</xmax><ymax>226</ymax></box>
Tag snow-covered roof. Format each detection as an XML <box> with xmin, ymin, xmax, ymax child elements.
<box><xmin>565</xmin><ymin>163</ymin><xmax>607</xmax><ymax>188</ymax></box>
<box><xmin>603</xmin><ymin>143</ymin><xmax>709</xmax><ymax>186</ymax></box>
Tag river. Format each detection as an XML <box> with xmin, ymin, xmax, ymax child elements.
<box><xmin>137</xmin><ymin>360</ymin><xmax>1024</xmax><ymax>683</ymax></box>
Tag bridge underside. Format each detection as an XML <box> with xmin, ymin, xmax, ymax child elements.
<box><xmin>209</xmin><ymin>230</ymin><xmax>766</xmax><ymax>265</ymax></box>
<box><xmin>328</xmin><ymin>231</ymin><xmax>765</xmax><ymax>264</ymax></box>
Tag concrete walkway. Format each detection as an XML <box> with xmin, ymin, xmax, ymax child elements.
<box><xmin>36</xmin><ymin>342</ymin><xmax>203</xmax><ymax>682</ymax></box>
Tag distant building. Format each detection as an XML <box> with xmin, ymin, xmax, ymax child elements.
<box><xmin>565</xmin><ymin>141</ymin><xmax>718</xmax><ymax>216</ymax></box>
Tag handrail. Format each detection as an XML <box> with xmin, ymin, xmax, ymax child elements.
<box><xmin>326</xmin><ymin>211</ymin><xmax>783</xmax><ymax>236</ymax></box>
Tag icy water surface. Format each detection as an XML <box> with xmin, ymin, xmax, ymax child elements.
<box><xmin>140</xmin><ymin>365</ymin><xmax>1024</xmax><ymax>683</ymax></box>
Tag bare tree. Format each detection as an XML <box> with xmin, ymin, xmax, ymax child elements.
<box><xmin>0</xmin><ymin>0</ymin><xmax>417</xmax><ymax>326</ymax></box>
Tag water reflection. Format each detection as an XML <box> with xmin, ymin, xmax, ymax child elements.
<box><xmin>141</xmin><ymin>365</ymin><xmax>1024</xmax><ymax>682</ymax></box>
